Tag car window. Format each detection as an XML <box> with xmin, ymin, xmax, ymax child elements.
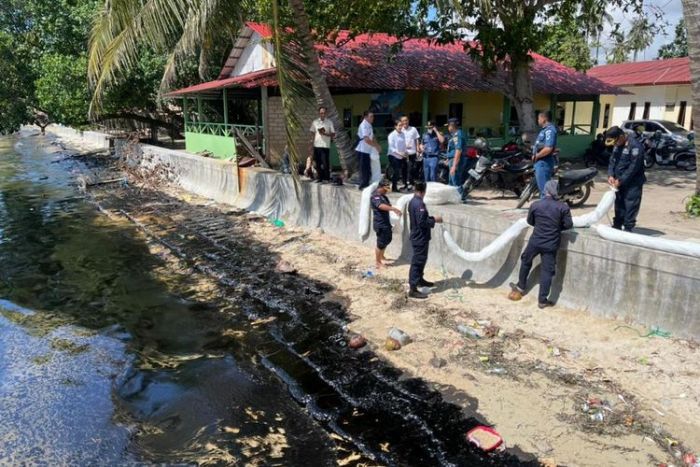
<box><xmin>645</xmin><ymin>122</ymin><xmax>661</xmax><ymax>132</ymax></box>
<box><xmin>659</xmin><ymin>120</ymin><xmax>689</xmax><ymax>134</ymax></box>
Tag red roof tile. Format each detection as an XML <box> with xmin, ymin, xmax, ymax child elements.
<box><xmin>167</xmin><ymin>23</ymin><xmax>623</xmax><ymax>96</ymax></box>
<box><xmin>164</xmin><ymin>68</ymin><xmax>277</xmax><ymax>97</ymax></box>
<box><xmin>587</xmin><ymin>57</ymin><xmax>690</xmax><ymax>87</ymax></box>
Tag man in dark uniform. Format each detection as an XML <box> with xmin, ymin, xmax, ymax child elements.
<box><xmin>533</xmin><ymin>111</ymin><xmax>558</xmax><ymax>198</ymax></box>
<box><xmin>371</xmin><ymin>178</ymin><xmax>402</xmax><ymax>269</ymax></box>
<box><xmin>408</xmin><ymin>181</ymin><xmax>443</xmax><ymax>299</ymax></box>
<box><xmin>437</xmin><ymin>118</ymin><xmax>468</xmax><ymax>194</ymax></box>
<box><xmin>605</xmin><ymin>126</ymin><xmax>646</xmax><ymax>232</ymax></box>
<box><xmin>509</xmin><ymin>180</ymin><xmax>573</xmax><ymax>308</ymax></box>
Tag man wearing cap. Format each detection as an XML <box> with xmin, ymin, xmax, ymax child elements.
<box><xmin>408</xmin><ymin>181</ymin><xmax>443</xmax><ymax>299</ymax></box>
<box><xmin>420</xmin><ymin>121</ymin><xmax>441</xmax><ymax>182</ymax></box>
<box><xmin>437</xmin><ymin>118</ymin><xmax>467</xmax><ymax>192</ymax></box>
<box><xmin>605</xmin><ymin>125</ymin><xmax>646</xmax><ymax>232</ymax></box>
<box><xmin>371</xmin><ymin>178</ymin><xmax>402</xmax><ymax>269</ymax></box>
<box><xmin>532</xmin><ymin>111</ymin><xmax>558</xmax><ymax>198</ymax></box>
<box><xmin>509</xmin><ymin>179</ymin><xmax>572</xmax><ymax>308</ymax></box>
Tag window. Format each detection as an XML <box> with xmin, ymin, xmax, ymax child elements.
<box><xmin>678</xmin><ymin>101</ymin><xmax>687</xmax><ymax>127</ymax></box>
<box><xmin>448</xmin><ymin>103</ymin><xmax>463</xmax><ymax>126</ymax></box>
<box><xmin>642</xmin><ymin>102</ymin><xmax>651</xmax><ymax>119</ymax></box>
<box><xmin>665</xmin><ymin>103</ymin><xmax>676</xmax><ymax>112</ymax></box>
<box><xmin>628</xmin><ymin>102</ymin><xmax>637</xmax><ymax>120</ymax></box>
<box><xmin>603</xmin><ymin>103</ymin><xmax>611</xmax><ymax>128</ymax></box>
<box><xmin>645</xmin><ymin>122</ymin><xmax>662</xmax><ymax>133</ymax></box>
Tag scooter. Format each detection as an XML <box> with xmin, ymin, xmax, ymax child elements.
<box><xmin>644</xmin><ymin>130</ymin><xmax>696</xmax><ymax>171</ymax></box>
<box><xmin>583</xmin><ymin>135</ymin><xmax>611</xmax><ymax>167</ymax></box>
<box><xmin>461</xmin><ymin>138</ymin><xmax>533</xmax><ymax>200</ymax></box>
<box><xmin>516</xmin><ymin>165</ymin><xmax>597</xmax><ymax>208</ymax></box>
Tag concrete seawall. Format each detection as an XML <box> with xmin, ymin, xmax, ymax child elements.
<box><xmin>43</xmin><ymin>125</ymin><xmax>113</xmax><ymax>150</ymax></box>
<box><xmin>236</xmin><ymin>167</ymin><xmax>700</xmax><ymax>340</ymax></box>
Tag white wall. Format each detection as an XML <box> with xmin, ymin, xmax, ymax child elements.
<box><xmin>229</xmin><ymin>33</ymin><xmax>275</xmax><ymax>77</ymax></box>
<box><xmin>607</xmin><ymin>84</ymin><xmax>693</xmax><ymax>129</ymax></box>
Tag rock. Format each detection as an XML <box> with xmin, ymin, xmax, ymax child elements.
<box><xmin>348</xmin><ymin>335</ymin><xmax>367</xmax><ymax>349</ymax></box>
<box><xmin>384</xmin><ymin>337</ymin><xmax>401</xmax><ymax>351</ymax></box>
<box><xmin>483</xmin><ymin>324</ymin><xmax>500</xmax><ymax>338</ymax></box>
<box><xmin>388</xmin><ymin>327</ymin><xmax>412</xmax><ymax>346</ymax></box>
<box><xmin>429</xmin><ymin>355</ymin><xmax>447</xmax><ymax>368</ymax></box>
<box><xmin>275</xmin><ymin>260</ymin><xmax>297</xmax><ymax>274</ymax></box>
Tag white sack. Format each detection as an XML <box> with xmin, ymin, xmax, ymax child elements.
<box><xmin>592</xmin><ymin>224</ymin><xmax>700</xmax><ymax>259</ymax></box>
<box><xmin>443</xmin><ymin>218</ymin><xmax>530</xmax><ymax>262</ymax></box>
<box><xmin>423</xmin><ymin>182</ymin><xmax>461</xmax><ymax>205</ymax></box>
<box><xmin>572</xmin><ymin>189</ymin><xmax>616</xmax><ymax>228</ymax></box>
<box><xmin>358</xmin><ymin>181</ymin><xmax>379</xmax><ymax>238</ymax></box>
<box><xmin>370</xmin><ymin>147</ymin><xmax>382</xmax><ymax>184</ymax></box>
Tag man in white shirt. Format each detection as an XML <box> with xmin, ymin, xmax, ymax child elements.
<box><xmin>388</xmin><ymin>120</ymin><xmax>409</xmax><ymax>192</ymax></box>
<box><xmin>309</xmin><ymin>106</ymin><xmax>335</xmax><ymax>183</ymax></box>
<box><xmin>356</xmin><ymin>110</ymin><xmax>381</xmax><ymax>189</ymax></box>
<box><xmin>400</xmin><ymin>116</ymin><xmax>421</xmax><ymax>186</ymax></box>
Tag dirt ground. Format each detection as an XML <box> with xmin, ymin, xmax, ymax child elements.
<box><xmin>464</xmin><ymin>165</ymin><xmax>699</xmax><ymax>241</ymax></box>
<box><xmin>233</xmin><ymin>211</ymin><xmax>700</xmax><ymax>467</ymax></box>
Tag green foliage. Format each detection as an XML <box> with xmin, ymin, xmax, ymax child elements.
<box><xmin>658</xmin><ymin>19</ymin><xmax>688</xmax><ymax>59</ymax></box>
<box><xmin>537</xmin><ymin>17</ymin><xmax>594</xmax><ymax>71</ymax></box>
<box><xmin>686</xmin><ymin>194</ymin><xmax>700</xmax><ymax>217</ymax></box>
<box><xmin>35</xmin><ymin>54</ymin><xmax>91</xmax><ymax>126</ymax></box>
<box><xmin>0</xmin><ymin>31</ymin><xmax>31</xmax><ymax>133</ymax></box>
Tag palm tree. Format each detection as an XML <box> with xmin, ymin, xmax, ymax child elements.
<box><xmin>680</xmin><ymin>0</ymin><xmax>699</xmax><ymax>195</ymax></box>
<box><xmin>627</xmin><ymin>17</ymin><xmax>655</xmax><ymax>61</ymax></box>
<box><xmin>607</xmin><ymin>29</ymin><xmax>628</xmax><ymax>64</ymax></box>
<box><xmin>580</xmin><ymin>0</ymin><xmax>613</xmax><ymax>64</ymax></box>
<box><xmin>88</xmin><ymin>0</ymin><xmax>355</xmax><ymax>183</ymax></box>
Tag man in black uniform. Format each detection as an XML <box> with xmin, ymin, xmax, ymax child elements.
<box><xmin>408</xmin><ymin>181</ymin><xmax>443</xmax><ymax>299</ymax></box>
<box><xmin>371</xmin><ymin>178</ymin><xmax>402</xmax><ymax>269</ymax></box>
<box><xmin>509</xmin><ymin>180</ymin><xmax>573</xmax><ymax>308</ymax></box>
<box><xmin>605</xmin><ymin>126</ymin><xmax>646</xmax><ymax>232</ymax></box>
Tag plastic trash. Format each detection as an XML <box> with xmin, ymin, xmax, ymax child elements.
<box><xmin>384</xmin><ymin>337</ymin><xmax>401</xmax><ymax>351</ymax></box>
<box><xmin>466</xmin><ymin>426</ymin><xmax>504</xmax><ymax>452</ymax></box>
<box><xmin>268</xmin><ymin>216</ymin><xmax>285</xmax><ymax>228</ymax></box>
<box><xmin>348</xmin><ymin>335</ymin><xmax>367</xmax><ymax>349</ymax></box>
<box><xmin>457</xmin><ymin>324</ymin><xmax>482</xmax><ymax>339</ymax></box>
<box><xmin>388</xmin><ymin>328</ymin><xmax>412</xmax><ymax>346</ymax></box>
<box><xmin>361</xmin><ymin>270</ymin><xmax>375</xmax><ymax>279</ymax></box>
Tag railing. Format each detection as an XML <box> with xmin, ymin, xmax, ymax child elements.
<box><xmin>185</xmin><ymin>122</ymin><xmax>259</xmax><ymax>137</ymax></box>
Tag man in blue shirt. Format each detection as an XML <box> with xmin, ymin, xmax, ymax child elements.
<box><xmin>606</xmin><ymin>126</ymin><xmax>646</xmax><ymax>232</ymax></box>
<box><xmin>438</xmin><ymin>118</ymin><xmax>468</xmax><ymax>193</ymax></box>
<box><xmin>420</xmin><ymin>121</ymin><xmax>441</xmax><ymax>182</ymax></box>
<box><xmin>509</xmin><ymin>180</ymin><xmax>573</xmax><ymax>308</ymax></box>
<box><xmin>532</xmin><ymin>111</ymin><xmax>557</xmax><ymax>198</ymax></box>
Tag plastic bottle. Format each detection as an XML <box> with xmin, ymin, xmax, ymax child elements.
<box><xmin>457</xmin><ymin>324</ymin><xmax>482</xmax><ymax>339</ymax></box>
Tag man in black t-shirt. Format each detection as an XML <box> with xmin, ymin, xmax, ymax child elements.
<box><xmin>371</xmin><ymin>178</ymin><xmax>402</xmax><ymax>269</ymax></box>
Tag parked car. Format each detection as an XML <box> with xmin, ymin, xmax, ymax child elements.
<box><xmin>621</xmin><ymin>119</ymin><xmax>691</xmax><ymax>146</ymax></box>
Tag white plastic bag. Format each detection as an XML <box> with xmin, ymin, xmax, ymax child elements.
<box><xmin>592</xmin><ymin>224</ymin><xmax>700</xmax><ymax>258</ymax></box>
<box><xmin>358</xmin><ymin>181</ymin><xmax>379</xmax><ymax>239</ymax></box>
<box><xmin>370</xmin><ymin>147</ymin><xmax>382</xmax><ymax>184</ymax></box>
<box><xmin>423</xmin><ymin>182</ymin><xmax>461</xmax><ymax>205</ymax></box>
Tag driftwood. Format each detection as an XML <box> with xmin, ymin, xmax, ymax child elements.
<box><xmin>234</xmin><ymin>127</ymin><xmax>270</xmax><ymax>169</ymax></box>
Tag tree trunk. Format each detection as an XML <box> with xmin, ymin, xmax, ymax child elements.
<box><xmin>286</xmin><ymin>0</ymin><xmax>356</xmax><ymax>176</ymax></box>
<box><xmin>510</xmin><ymin>60</ymin><xmax>538</xmax><ymax>140</ymax></box>
<box><xmin>682</xmin><ymin>0</ymin><xmax>700</xmax><ymax>195</ymax></box>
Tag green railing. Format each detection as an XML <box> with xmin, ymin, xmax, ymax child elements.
<box><xmin>185</xmin><ymin>122</ymin><xmax>259</xmax><ymax>138</ymax></box>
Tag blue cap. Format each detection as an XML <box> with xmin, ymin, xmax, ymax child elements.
<box><xmin>445</xmin><ymin>118</ymin><xmax>460</xmax><ymax>126</ymax></box>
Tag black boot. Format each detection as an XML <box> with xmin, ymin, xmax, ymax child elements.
<box><xmin>418</xmin><ymin>278</ymin><xmax>434</xmax><ymax>287</ymax></box>
<box><xmin>408</xmin><ymin>287</ymin><xmax>428</xmax><ymax>299</ymax></box>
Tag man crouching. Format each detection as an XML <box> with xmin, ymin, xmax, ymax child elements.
<box><xmin>371</xmin><ymin>178</ymin><xmax>402</xmax><ymax>269</ymax></box>
<box><xmin>509</xmin><ymin>180</ymin><xmax>573</xmax><ymax>308</ymax></box>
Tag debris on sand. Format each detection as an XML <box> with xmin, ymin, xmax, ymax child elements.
<box><xmin>348</xmin><ymin>335</ymin><xmax>367</xmax><ymax>349</ymax></box>
<box><xmin>275</xmin><ymin>260</ymin><xmax>297</xmax><ymax>275</ymax></box>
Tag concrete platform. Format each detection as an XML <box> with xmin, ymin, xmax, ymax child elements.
<box><xmin>236</xmin><ymin>167</ymin><xmax>700</xmax><ymax>340</ymax></box>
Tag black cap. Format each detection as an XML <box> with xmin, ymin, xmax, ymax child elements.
<box><xmin>445</xmin><ymin>118</ymin><xmax>460</xmax><ymax>127</ymax></box>
<box><xmin>605</xmin><ymin>126</ymin><xmax>624</xmax><ymax>139</ymax></box>
<box><xmin>378</xmin><ymin>177</ymin><xmax>391</xmax><ymax>188</ymax></box>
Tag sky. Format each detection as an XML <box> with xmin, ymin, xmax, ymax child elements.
<box><xmin>604</xmin><ymin>0</ymin><xmax>684</xmax><ymax>62</ymax></box>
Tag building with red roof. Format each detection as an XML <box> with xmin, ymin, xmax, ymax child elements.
<box><xmin>587</xmin><ymin>57</ymin><xmax>692</xmax><ymax>133</ymax></box>
<box><xmin>166</xmin><ymin>22</ymin><xmax>624</xmax><ymax>162</ymax></box>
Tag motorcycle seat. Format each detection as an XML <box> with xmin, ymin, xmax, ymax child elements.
<box><xmin>559</xmin><ymin>167</ymin><xmax>597</xmax><ymax>184</ymax></box>
<box><xmin>505</xmin><ymin>161</ymin><xmax>531</xmax><ymax>173</ymax></box>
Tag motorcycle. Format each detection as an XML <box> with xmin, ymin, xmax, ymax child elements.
<box><xmin>583</xmin><ymin>135</ymin><xmax>611</xmax><ymax>167</ymax></box>
<box><xmin>461</xmin><ymin>138</ymin><xmax>533</xmax><ymax>200</ymax></box>
<box><xmin>516</xmin><ymin>165</ymin><xmax>597</xmax><ymax>209</ymax></box>
<box><xmin>644</xmin><ymin>130</ymin><xmax>696</xmax><ymax>171</ymax></box>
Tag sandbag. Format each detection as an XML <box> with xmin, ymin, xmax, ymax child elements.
<box><xmin>572</xmin><ymin>189</ymin><xmax>616</xmax><ymax>227</ymax></box>
<box><xmin>358</xmin><ymin>181</ymin><xmax>379</xmax><ymax>239</ymax></box>
<box><xmin>443</xmin><ymin>218</ymin><xmax>530</xmax><ymax>262</ymax></box>
<box><xmin>592</xmin><ymin>224</ymin><xmax>700</xmax><ymax>259</ymax></box>
<box><xmin>423</xmin><ymin>182</ymin><xmax>461</xmax><ymax>205</ymax></box>
<box><xmin>370</xmin><ymin>147</ymin><xmax>382</xmax><ymax>184</ymax></box>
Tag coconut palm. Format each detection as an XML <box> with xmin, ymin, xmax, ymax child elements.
<box><xmin>88</xmin><ymin>0</ymin><xmax>356</xmax><ymax>184</ymax></box>
<box><xmin>680</xmin><ymin>0</ymin><xmax>699</xmax><ymax>194</ymax></box>
<box><xmin>627</xmin><ymin>17</ymin><xmax>655</xmax><ymax>61</ymax></box>
<box><xmin>580</xmin><ymin>0</ymin><xmax>613</xmax><ymax>64</ymax></box>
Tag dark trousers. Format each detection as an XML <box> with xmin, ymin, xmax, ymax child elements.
<box><xmin>517</xmin><ymin>242</ymin><xmax>557</xmax><ymax>303</ymax></box>
<box><xmin>409</xmin><ymin>242</ymin><xmax>429</xmax><ymax>288</ymax></box>
<box><xmin>408</xmin><ymin>153</ymin><xmax>421</xmax><ymax>184</ymax></box>
<box><xmin>613</xmin><ymin>183</ymin><xmax>643</xmax><ymax>231</ymax></box>
<box><xmin>313</xmin><ymin>147</ymin><xmax>331</xmax><ymax>181</ymax></box>
<box><xmin>389</xmin><ymin>156</ymin><xmax>408</xmax><ymax>190</ymax></box>
<box><xmin>356</xmin><ymin>150</ymin><xmax>371</xmax><ymax>189</ymax></box>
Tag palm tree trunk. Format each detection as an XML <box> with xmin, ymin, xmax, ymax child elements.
<box><xmin>286</xmin><ymin>0</ymin><xmax>356</xmax><ymax>176</ymax></box>
<box><xmin>681</xmin><ymin>0</ymin><xmax>700</xmax><ymax>195</ymax></box>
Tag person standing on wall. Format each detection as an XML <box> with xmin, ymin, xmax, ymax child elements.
<box><xmin>388</xmin><ymin>120</ymin><xmax>409</xmax><ymax>192</ymax></box>
<box><xmin>605</xmin><ymin>126</ymin><xmax>646</xmax><ymax>232</ymax></box>
<box><xmin>437</xmin><ymin>118</ymin><xmax>467</xmax><ymax>193</ymax></box>
<box><xmin>309</xmin><ymin>106</ymin><xmax>335</xmax><ymax>183</ymax></box>
<box><xmin>420</xmin><ymin>121</ymin><xmax>441</xmax><ymax>182</ymax></box>
<box><xmin>371</xmin><ymin>178</ymin><xmax>402</xmax><ymax>269</ymax></box>
<box><xmin>532</xmin><ymin>111</ymin><xmax>558</xmax><ymax>198</ymax></box>
<box><xmin>408</xmin><ymin>181</ymin><xmax>443</xmax><ymax>299</ymax></box>
<box><xmin>509</xmin><ymin>180</ymin><xmax>573</xmax><ymax>308</ymax></box>
<box><xmin>400</xmin><ymin>115</ymin><xmax>421</xmax><ymax>185</ymax></box>
<box><xmin>356</xmin><ymin>111</ymin><xmax>381</xmax><ymax>190</ymax></box>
